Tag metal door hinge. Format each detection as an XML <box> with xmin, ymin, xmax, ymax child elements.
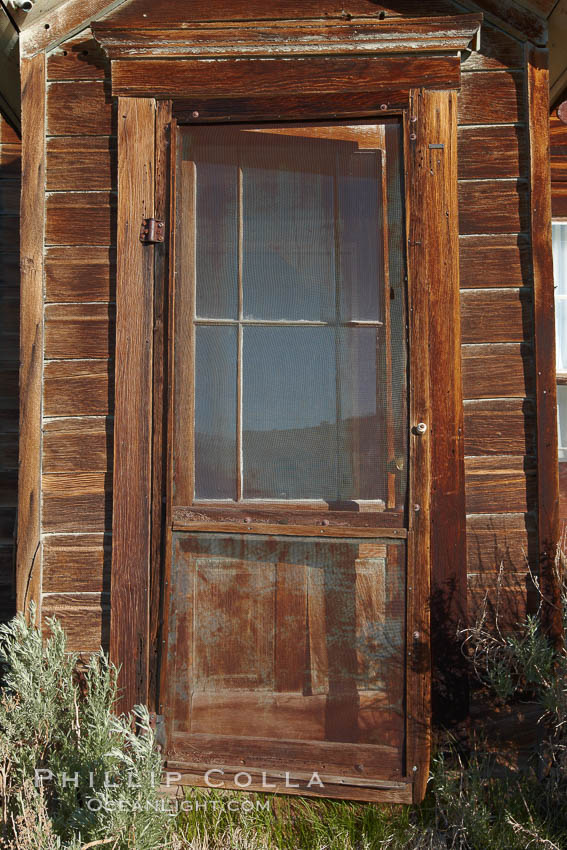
<box><xmin>140</xmin><ymin>218</ymin><xmax>165</xmax><ymax>243</ymax></box>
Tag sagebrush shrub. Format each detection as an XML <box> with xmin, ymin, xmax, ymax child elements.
<box><xmin>0</xmin><ymin>608</ymin><xmax>172</xmax><ymax>850</ymax></box>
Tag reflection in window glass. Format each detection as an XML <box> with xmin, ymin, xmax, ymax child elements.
<box><xmin>179</xmin><ymin>122</ymin><xmax>407</xmax><ymax>505</ymax></box>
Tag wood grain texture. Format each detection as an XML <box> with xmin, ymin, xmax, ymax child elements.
<box><xmin>42</xmin><ymin>593</ymin><xmax>109</xmax><ymax>652</ymax></box>
<box><xmin>465</xmin><ymin>456</ymin><xmax>537</xmax><ymax>513</ymax></box>
<box><xmin>149</xmin><ymin>99</ymin><xmax>172</xmax><ymax>712</ymax></box>
<box><xmin>526</xmin><ymin>46</ymin><xmax>562</xmax><ymax>645</ymax></box>
<box><xmin>45</xmin><ymin>246</ymin><xmax>116</xmax><ymax>302</ymax></box>
<box><xmin>466</xmin><ymin>513</ymin><xmax>536</xmax><ymax>574</ymax></box>
<box><xmin>464</xmin><ymin>398</ymin><xmax>536</xmax><ymax>456</ymax></box>
<box><xmin>552</xmin><ymin>183</ymin><xmax>567</xmax><ymax>217</ymax></box>
<box><xmin>460</xmin><ymin>23</ymin><xmax>524</xmax><ymax>71</ymax></box>
<box><xmin>43</xmin><ymin>417</ymin><xmax>110</xmax><ymax>472</ymax></box>
<box><xmin>93</xmin><ymin>15</ymin><xmax>481</xmax><ymax>58</ymax></box>
<box><xmin>47</xmin><ymin>81</ymin><xmax>114</xmax><ymax>136</ymax></box>
<box><xmin>46</xmin><ymin>192</ymin><xmax>115</xmax><ymax>246</ymax></box>
<box><xmin>47</xmin><ymin>32</ymin><xmax>109</xmax><ymax>81</ymax></box>
<box><xmin>111</xmin><ymin>96</ymin><xmax>156</xmax><ymax>714</ymax></box>
<box><xmin>43</xmin><ymin>472</ymin><xmax>112</xmax><ymax>533</ymax></box>
<box><xmin>110</xmin><ymin>55</ymin><xmax>461</xmax><ymax>98</ymax></box>
<box><xmin>44</xmin><ymin>360</ymin><xmax>113</xmax><ymax>417</ymax></box>
<box><xmin>458</xmin><ymin>180</ymin><xmax>529</xmax><ymax>234</ymax></box>
<box><xmin>108</xmin><ymin>0</ymin><xmax>458</xmax><ymax>25</ymax></box>
<box><xmin>20</xmin><ymin>0</ymin><xmax>128</xmax><ymax>59</ymax></box>
<box><xmin>460</xmin><ymin>288</ymin><xmax>532</xmax><ymax>344</ymax></box>
<box><xmin>467</xmin><ymin>571</ymin><xmax>535</xmax><ymax>631</ymax></box>
<box><xmin>46</xmin><ymin>137</ymin><xmax>116</xmax><ymax>191</ymax></box>
<box><xmin>457</xmin><ymin>126</ymin><xmax>527</xmax><ymax>179</ymax></box>
<box><xmin>412</xmin><ymin>89</ymin><xmax>467</xmax><ymax>733</ymax></box>
<box><xmin>44</xmin><ymin>304</ymin><xmax>114</xmax><ymax>359</ymax></box>
<box><xmin>458</xmin><ymin>71</ymin><xmax>524</xmax><ymax>124</ymax></box>
<box><xmin>405</xmin><ymin>89</ymin><xmax>434</xmax><ymax>800</ymax></box>
<box><xmin>43</xmin><ymin>533</ymin><xmax>111</xmax><ymax>593</ymax></box>
<box><xmin>459</xmin><ymin>235</ymin><xmax>531</xmax><ymax>288</ymax></box>
<box><xmin>458</xmin><ymin>0</ymin><xmax>547</xmax><ymax>44</ymax></box>
<box><xmin>462</xmin><ymin>343</ymin><xmax>534</xmax><ymax>399</ymax></box>
<box><xmin>17</xmin><ymin>54</ymin><xmax>45</xmax><ymax>619</ymax></box>
<box><xmin>0</xmin><ymin>143</ymin><xmax>22</xmax><ymax>175</ymax></box>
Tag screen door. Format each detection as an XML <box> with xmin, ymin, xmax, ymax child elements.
<box><xmin>164</xmin><ymin>120</ymin><xmax>418</xmax><ymax>801</ymax></box>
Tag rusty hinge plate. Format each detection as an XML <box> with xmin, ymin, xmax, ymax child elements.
<box><xmin>140</xmin><ymin>218</ymin><xmax>165</xmax><ymax>243</ymax></box>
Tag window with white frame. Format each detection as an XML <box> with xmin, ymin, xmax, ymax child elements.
<box><xmin>554</xmin><ymin>221</ymin><xmax>567</xmax><ymax>461</ymax></box>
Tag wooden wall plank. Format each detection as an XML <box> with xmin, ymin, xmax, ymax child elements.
<box><xmin>462</xmin><ymin>343</ymin><xmax>534</xmax><ymax>399</ymax></box>
<box><xmin>44</xmin><ymin>304</ymin><xmax>114</xmax><ymax>359</ymax></box>
<box><xmin>527</xmin><ymin>45</ymin><xmax>562</xmax><ymax>644</ymax></box>
<box><xmin>458</xmin><ymin>180</ymin><xmax>529</xmax><ymax>234</ymax></box>
<box><xmin>460</xmin><ymin>25</ymin><xmax>524</xmax><ymax>72</ymax></box>
<box><xmin>458</xmin><ymin>71</ymin><xmax>523</xmax><ymax>124</ymax></box>
<box><xmin>111</xmin><ymin>96</ymin><xmax>156</xmax><ymax>714</ymax></box>
<box><xmin>465</xmin><ymin>456</ymin><xmax>537</xmax><ymax>513</ymax></box>
<box><xmin>47</xmin><ymin>32</ymin><xmax>109</xmax><ymax>81</ymax></box>
<box><xmin>459</xmin><ymin>234</ymin><xmax>531</xmax><ymax>288</ymax></box>
<box><xmin>43</xmin><ymin>472</ymin><xmax>112</xmax><ymax>533</ymax></box>
<box><xmin>43</xmin><ymin>533</ymin><xmax>110</xmax><ymax>593</ymax></box>
<box><xmin>466</xmin><ymin>513</ymin><xmax>536</xmax><ymax>574</ymax></box>
<box><xmin>464</xmin><ymin>398</ymin><xmax>536</xmax><ymax>456</ymax></box>
<box><xmin>467</xmin><ymin>572</ymin><xmax>534</xmax><ymax>632</ymax></box>
<box><xmin>45</xmin><ymin>246</ymin><xmax>116</xmax><ymax>302</ymax></box>
<box><xmin>108</xmin><ymin>0</ymin><xmax>457</xmax><ymax>25</ymax></box>
<box><xmin>111</xmin><ymin>55</ymin><xmax>460</xmax><ymax>98</ymax></box>
<box><xmin>0</xmin><ymin>144</ymin><xmax>22</xmax><ymax>175</ymax></box>
<box><xmin>44</xmin><ymin>360</ymin><xmax>112</xmax><ymax>417</ymax></box>
<box><xmin>42</xmin><ymin>593</ymin><xmax>109</xmax><ymax>652</ymax></box>
<box><xmin>43</xmin><ymin>417</ymin><xmax>110</xmax><ymax>472</ymax></box>
<box><xmin>46</xmin><ymin>191</ymin><xmax>115</xmax><ymax>246</ymax></box>
<box><xmin>460</xmin><ymin>288</ymin><xmax>532</xmax><ymax>344</ymax></box>
<box><xmin>47</xmin><ymin>81</ymin><xmax>114</xmax><ymax>135</ymax></box>
<box><xmin>17</xmin><ymin>53</ymin><xmax>46</xmax><ymax>618</ymax></box>
<box><xmin>457</xmin><ymin>126</ymin><xmax>527</xmax><ymax>179</ymax></box>
<box><xmin>46</xmin><ymin>137</ymin><xmax>116</xmax><ymax>191</ymax></box>
<box><xmin>552</xmin><ymin>183</ymin><xmax>567</xmax><ymax>217</ymax></box>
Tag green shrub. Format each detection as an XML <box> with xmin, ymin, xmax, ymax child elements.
<box><xmin>0</xmin><ymin>608</ymin><xmax>172</xmax><ymax>850</ymax></box>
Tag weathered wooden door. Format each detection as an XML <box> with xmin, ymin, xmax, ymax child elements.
<box><xmin>162</xmin><ymin>118</ymin><xmax>428</xmax><ymax>802</ymax></box>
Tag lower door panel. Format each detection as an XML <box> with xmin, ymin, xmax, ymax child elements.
<box><xmin>163</xmin><ymin>532</ymin><xmax>410</xmax><ymax>800</ymax></box>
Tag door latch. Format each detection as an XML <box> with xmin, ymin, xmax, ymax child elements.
<box><xmin>140</xmin><ymin>218</ymin><xmax>165</xmax><ymax>244</ymax></box>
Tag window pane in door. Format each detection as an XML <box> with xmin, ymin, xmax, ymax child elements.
<box><xmin>338</xmin><ymin>150</ymin><xmax>383</xmax><ymax>323</ymax></box>
<box><xmin>183</xmin><ymin>130</ymin><xmax>239</xmax><ymax>319</ymax></box>
<box><xmin>242</xmin><ymin>326</ymin><xmax>387</xmax><ymax>501</ymax></box>
<box><xmin>242</xmin><ymin>135</ymin><xmax>336</xmax><ymax>321</ymax></box>
<box><xmin>195</xmin><ymin>326</ymin><xmax>237</xmax><ymax>499</ymax></box>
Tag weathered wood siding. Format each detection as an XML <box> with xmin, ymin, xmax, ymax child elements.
<box><xmin>42</xmin><ymin>31</ymin><xmax>114</xmax><ymax>650</ymax></box>
<box><xmin>37</xmin><ymin>2</ymin><xmax>541</xmax><ymax>653</ymax></box>
<box><xmin>0</xmin><ymin>113</ymin><xmax>19</xmax><ymax>624</ymax></box>
<box><xmin>460</xmin><ymin>30</ymin><xmax>537</xmax><ymax>628</ymax></box>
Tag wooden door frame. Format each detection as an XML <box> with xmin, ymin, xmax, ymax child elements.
<box><xmin>94</xmin><ymin>14</ymin><xmax>475</xmax><ymax>801</ymax></box>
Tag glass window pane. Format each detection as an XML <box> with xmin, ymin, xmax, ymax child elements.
<box><xmin>242</xmin><ymin>136</ymin><xmax>336</xmax><ymax>321</ymax></box>
<box><xmin>338</xmin><ymin>150</ymin><xmax>383</xmax><ymax>322</ymax></box>
<box><xmin>243</xmin><ymin>327</ymin><xmax>337</xmax><ymax>499</ymax></box>
<box><xmin>187</xmin><ymin>130</ymin><xmax>238</xmax><ymax>319</ymax></box>
<box><xmin>557</xmin><ymin>300</ymin><xmax>567</xmax><ymax>373</ymax></box>
<box><xmin>195</xmin><ymin>326</ymin><xmax>237</xmax><ymax>499</ymax></box>
<box><xmin>553</xmin><ymin>222</ymin><xmax>567</xmax><ymax>297</ymax></box>
<box><xmin>558</xmin><ymin>385</ymin><xmax>567</xmax><ymax>462</ymax></box>
<box><xmin>242</xmin><ymin>327</ymin><xmax>396</xmax><ymax>502</ymax></box>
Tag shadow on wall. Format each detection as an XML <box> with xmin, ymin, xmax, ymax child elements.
<box><xmin>0</xmin><ymin>113</ymin><xmax>20</xmax><ymax>625</ymax></box>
